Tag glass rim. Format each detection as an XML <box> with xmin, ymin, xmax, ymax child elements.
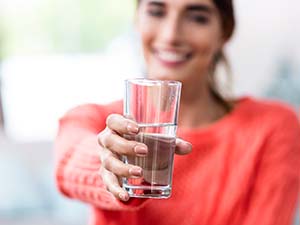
<box><xmin>125</xmin><ymin>78</ymin><xmax>181</xmax><ymax>87</ymax></box>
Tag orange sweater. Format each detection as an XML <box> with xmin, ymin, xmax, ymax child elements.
<box><xmin>55</xmin><ymin>97</ymin><xmax>300</xmax><ymax>225</ymax></box>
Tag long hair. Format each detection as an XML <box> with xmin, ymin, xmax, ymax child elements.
<box><xmin>209</xmin><ymin>0</ymin><xmax>235</xmax><ymax>112</ymax></box>
<box><xmin>137</xmin><ymin>0</ymin><xmax>236</xmax><ymax>111</ymax></box>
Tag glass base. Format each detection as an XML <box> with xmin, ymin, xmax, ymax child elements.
<box><xmin>123</xmin><ymin>184</ymin><xmax>171</xmax><ymax>199</ymax></box>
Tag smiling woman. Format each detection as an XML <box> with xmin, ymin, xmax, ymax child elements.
<box><xmin>136</xmin><ymin>0</ymin><xmax>235</xmax><ymax>113</ymax></box>
<box><xmin>54</xmin><ymin>0</ymin><xmax>300</xmax><ymax>225</ymax></box>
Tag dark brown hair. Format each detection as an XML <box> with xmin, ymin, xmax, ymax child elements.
<box><xmin>214</xmin><ymin>0</ymin><xmax>235</xmax><ymax>41</ymax></box>
<box><xmin>210</xmin><ymin>0</ymin><xmax>235</xmax><ymax>112</ymax></box>
<box><xmin>137</xmin><ymin>0</ymin><xmax>236</xmax><ymax>111</ymax></box>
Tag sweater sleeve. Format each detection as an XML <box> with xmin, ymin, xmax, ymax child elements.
<box><xmin>54</xmin><ymin>104</ymin><xmax>147</xmax><ymax>211</ymax></box>
<box><xmin>242</xmin><ymin>110</ymin><xmax>300</xmax><ymax>225</ymax></box>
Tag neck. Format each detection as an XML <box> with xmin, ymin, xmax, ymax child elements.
<box><xmin>178</xmin><ymin>81</ymin><xmax>227</xmax><ymax>129</ymax></box>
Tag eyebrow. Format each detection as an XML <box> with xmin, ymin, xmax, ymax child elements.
<box><xmin>148</xmin><ymin>1</ymin><xmax>164</xmax><ymax>7</ymax></box>
<box><xmin>186</xmin><ymin>4</ymin><xmax>213</xmax><ymax>14</ymax></box>
<box><xmin>147</xmin><ymin>1</ymin><xmax>213</xmax><ymax>14</ymax></box>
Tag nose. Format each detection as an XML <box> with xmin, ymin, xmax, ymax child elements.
<box><xmin>160</xmin><ymin>14</ymin><xmax>183</xmax><ymax>46</ymax></box>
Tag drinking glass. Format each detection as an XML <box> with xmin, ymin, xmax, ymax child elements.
<box><xmin>122</xmin><ymin>78</ymin><xmax>181</xmax><ymax>198</ymax></box>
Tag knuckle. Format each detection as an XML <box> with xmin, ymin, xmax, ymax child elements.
<box><xmin>113</xmin><ymin>139</ymin><xmax>135</xmax><ymax>155</ymax></box>
<box><xmin>114</xmin><ymin>163</ymin><xmax>128</xmax><ymax>177</ymax></box>
<box><xmin>97</xmin><ymin>128</ymin><xmax>110</xmax><ymax>146</ymax></box>
<box><xmin>106</xmin><ymin>114</ymin><xmax>118</xmax><ymax>127</ymax></box>
<box><xmin>98</xmin><ymin>166</ymin><xmax>122</xmax><ymax>196</ymax></box>
<box><xmin>99</xmin><ymin>167</ymin><xmax>111</xmax><ymax>184</ymax></box>
<box><xmin>98</xmin><ymin>149</ymin><xmax>106</xmax><ymax>163</ymax></box>
<box><xmin>97</xmin><ymin>132</ymin><xmax>105</xmax><ymax>147</ymax></box>
<box><xmin>104</xmin><ymin>138</ymin><xmax>115</xmax><ymax>150</ymax></box>
<box><xmin>103</xmin><ymin>175</ymin><xmax>120</xmax><ymax>194</ymax></box>
<box><xmin>98</xmin><ymin>165</ymin><xmax>105</xmax><ymax>176</ymax></box>
<box><xmin>99</xmin><ymin>130</ymin><xmax>112</xmax><ymax>149</ymax></box>
<box><xmin>109</xmin><ymin>185</ymin><xmax>120</xmax><ymax>196</ymax></box>
<box><xmin>98</xmin><ymin>168</ymin><xmax>110</xmax><ymax>191</ymax></box>
<box><xmin>120</xmin><ymin>167</ymin><xmax>131</xmax><ymax>178</ymax></box>
<box><xmin>122</xmin><ymin>141</ymin><xmax>140</xmax><ymax>155</ymax></box>
<box><xmin>102</xmin><ymin>155</ymin><xmax>114</xmax><ymax>171</ymax></box>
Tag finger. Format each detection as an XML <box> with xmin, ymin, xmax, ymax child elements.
<box><xmin>106</xmin><ymin>114</ymin><xmax>139</xmax><ymax>135</ymax></box>
<box><xmin>100</xmin><ymin>168</ymin><xmax>130</xmax><ymax>201</ymax></box>
<box><xmin>98</xmin><ymin>131</ymin><xmax>148</xmax><ymax>156</ymax></box>
<box><xmin>101</xmin><ymin>153</ymin><xmax>143</xmax><ymax>178</ymax></box>
<box><xmin>175</xmin><ymin>138</ymin><xmax>192</xmax><ymax>155</ymax></box>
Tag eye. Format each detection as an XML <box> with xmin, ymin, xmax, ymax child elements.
<box><xmin>147</xmin><ymin>7</ymin><xmax>165</xmax><ymax>17</ymax></box>
<box><xmin>188</xmin><ymin>14</ymin><xmax>210</xmax><ymax>24</ymax></box>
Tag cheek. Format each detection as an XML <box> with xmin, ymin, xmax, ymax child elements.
<box><xmin>195</xmin><ymin>30</ymin><xmax>221</xmax><ymax>52</ymax></box>
<box><xmin>138</xmin><ymin>26</ymin><xmax>155</xmax><ymax>62</ymax></box>
<box><xmin>190</xmin><ymin>20</ymin><xmax>223</xmax><ymax>53</ymax></box>
<box><xmin>191</xmin><ymin>30</ymin><xmax>222</xmax><ymax>65</ymax></box>
<box><xmin>137</xmin><ymin>13</ymin><xmax>157</xmax><ymax>55</ymax></box>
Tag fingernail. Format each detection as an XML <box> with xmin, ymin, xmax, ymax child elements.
<box><xmin>134</xmin><ymin>144</ymin><xmax>148</xmax><ymax>155</ymax></box>
<box><xmin>127</xmin><ymin>122</ymin><xmax>139</xmax><ymax>134</ymax></box>
<box><xmin>183</xmin><ymin>142</ymin><xmax>192</xmax><ymax>153</ymax></box>
<box><xmin>178</xmin><ymin>139</ymin><xmax>192</xmax><ymax>147</ymax></box>
<box><xmin>119</xmin><ymin>192</ymin><xmax>129</xmax><ymax>201</ymax></box>
<box><xmin>129</xmin><ymin>166</ymin><xmax>142</xmax><ymax>176</ymax></box>
<box><xmin>184</xmin><ymin>141</ymin><xmax>192</xmax><ymax>149</ymax></box>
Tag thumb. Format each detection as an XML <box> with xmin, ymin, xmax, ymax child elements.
<box><xmin>175</xmin><ymin>138</ymin><xmax>192</xmax><ymax>155</ymax></box>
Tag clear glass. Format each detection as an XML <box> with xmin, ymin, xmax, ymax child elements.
<box><xmin>122</xmin><ymin>78</ymin><xmax>181</xmax><ymax>198</ymax></box>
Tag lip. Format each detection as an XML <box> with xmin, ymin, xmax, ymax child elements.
<box><xmin>154</xmin><ymin>49</ymin><xmax>192</xmax><ymax>68</ymax></box>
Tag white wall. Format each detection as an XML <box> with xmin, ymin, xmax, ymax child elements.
<box><xmin>228</xmin><ymin>0</ymin><xmax>300</xmax><ymax>96</ymax></box>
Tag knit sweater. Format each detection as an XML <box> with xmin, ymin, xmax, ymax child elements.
<box><xmin>55</xmin><ymin>97</ymin><xmax>300</xmax><ymax>225</ymax></box>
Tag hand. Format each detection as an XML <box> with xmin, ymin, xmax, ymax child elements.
<box><xmin>97</xmin><ymin>114</ymin><xmax>192</xmax><ymax>201</ymax></box>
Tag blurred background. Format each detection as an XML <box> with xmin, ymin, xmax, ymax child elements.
<box><xmin>0</xmin><ymin>0</ymin><xmax>299</xmax><ymax>224</ymax></box>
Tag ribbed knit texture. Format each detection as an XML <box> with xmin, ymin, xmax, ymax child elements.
<box><xmin>54</xmin><ymin>97</ymin><xmax>300</xmax><ymax>225</ymax></box>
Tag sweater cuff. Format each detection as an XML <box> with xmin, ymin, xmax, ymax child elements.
<box><xmin>55</xmin><ymin>133</ymin><xmax>149</xmax><ymax>211</ymax></box>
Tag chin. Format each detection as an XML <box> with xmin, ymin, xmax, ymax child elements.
<box><xmin>147</xmin><ymin>74</ymin><xmax>176</xmax><ymax>81</ymax></box>
<box><xmin>150</xmin><ymin>72</ymin><xmax>192</xmax><ymax>83</ymax></box>
<box><xmin>147</xmin><ymin>69</ymin><xmax>182</xmax><ymax>81</ymax></box>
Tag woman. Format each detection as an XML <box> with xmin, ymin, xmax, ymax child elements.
<box><xmin>55</xmin><ymin>0</ymin><xmax>300</xmax><ymax>224</ymax></box>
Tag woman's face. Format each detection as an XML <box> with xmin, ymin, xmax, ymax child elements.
<box><xmin>136</xmin><ymin>0</ymin><xmax>225</xmax><ymax>84</ymax></box>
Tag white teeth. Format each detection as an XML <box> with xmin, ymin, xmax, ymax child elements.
<box><xmin>157</xmin><ymin>51</ymin><xmax>187</xmax><ymax>62</ymax></box>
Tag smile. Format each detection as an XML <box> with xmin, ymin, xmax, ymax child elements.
<box><xmin>155</xmin><ymin>50</ymin><xmax>192</xmax><ymax>66</ymax></box>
